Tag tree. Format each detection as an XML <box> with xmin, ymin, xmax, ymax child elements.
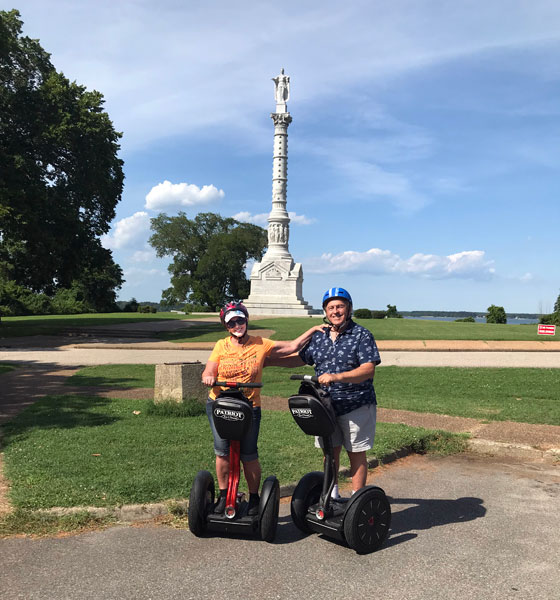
<box><xmin>386</xmin><ymin>304</ymin><xmax>402</xmax><ymax>318</ymax></box>
<box><xmin>539</xmin><ymin>292</ymin><xmax>560</xmax><ymax>325</ymax></box>
<box><xmin>122</xmin><ymin>298</ymin><xmax>139</xmax><ymax>313</ymax></box>
<box><xmin>0</xmin><ymin>10</ymin><xmax>123</xmax><ymax>310</ymax></box>
<box><xmin>149</xmin><ymin>212</ymin><xmax>267</xmax><ymax>309</ymax></box>
<box><xmin>486</xmin><ymin>304</ymin><xmax>507</xmax><ymax>324</ymax></box>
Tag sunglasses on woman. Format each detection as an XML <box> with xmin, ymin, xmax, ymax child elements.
<box><xmin>226</xmin><ymin>318</ymin><xmax>247</xmax><ymax>328</ymax></box>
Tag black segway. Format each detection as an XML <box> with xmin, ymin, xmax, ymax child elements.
<box><xmin>288</xmin><ymin>374</ymin><xmax>391</xmax><ymax>553</ymax></box>
<box><xmin>188</xmin><ymin>381</ymin><xmax>280</xmax><ymax>542</ymax></box>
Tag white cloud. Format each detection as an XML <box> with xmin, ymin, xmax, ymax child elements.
<box><xmin>122</xmin><ymin>267</ymin><xmax>165</xmax><ymax>289</ymax></box>
<box><xmin>336</xmin><ymin>160</ymin><xmax>430</xmax><ymax>212</ymax></box>
<box><xmin>232</xmin><ymin>211</ymin><xmax>314</xmax><ymax>226</ymax></box>
<box><xmin>307</xmin><ymin>248</ymin><xmax>495</xmax><ymax>280</ymax></box>
<box><xmin>288</xmin><ymin>211</ymin><xmax>315</xmax><ymax>225</ymax></box>
<box><xmin>232</xmin><ymin>211</ymin><xmax>269</xmax><ymax>226</ymax></box>
<box><xmin>101</xmin><ymin>211</ymin><xmax>151</xmax><ymax>250</ymax></box>
<box><xmin>302</xmin><ymin>128</ymin><xmax>434</xmax><ymax>213</ymax></box>
<box><xmin>130</xmin><ymin>250</ymin><xmax>156</xmax><ymax>263</ymax></box>
<box><xmin>145</xmin><ymin>180</ymin><xmax>225</xmax><ymax>211</ymax></box>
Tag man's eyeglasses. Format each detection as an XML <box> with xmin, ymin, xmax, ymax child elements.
<box><xmin>226</xmin><ymin>318</ymin><xmax>247</xmax><ymax>328</ymax></box>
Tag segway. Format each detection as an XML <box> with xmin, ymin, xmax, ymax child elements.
<box><xmin>288</xmin><ymin>374</ymin><xmax>391</xmax><ymax>553</ymax></box>
<box><xmin>188</xmin><ymin>381</ymin><xmax>280</xmax><ymax>542</ymax></box>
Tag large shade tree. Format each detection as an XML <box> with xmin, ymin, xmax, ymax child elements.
<box><xmin>149</xmin><ymin>212</ymin><xmax>267</xmax><ymax>309</ymax></box>
<box><xmin>0</xmin><ymin>10</ymin><xmax>123</xmax><ymax>311</ymax></box>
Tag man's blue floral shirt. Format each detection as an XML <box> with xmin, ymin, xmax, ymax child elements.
<box><xmin>299</xmin><ymin>320</ymin><xmax>381</xmax><ymax>416</ymax></box>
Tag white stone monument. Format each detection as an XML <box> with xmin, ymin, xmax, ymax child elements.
<box><xmin>243</xmin><ymin>70</ymin><xmax>318</xmax><ymax>316</ymax></box>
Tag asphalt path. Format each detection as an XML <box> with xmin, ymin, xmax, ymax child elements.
<box><xmin>2</xmin><ymin>347</ymin><xmax>560</xmax><ymax>367</ymax></box>
<box><xmin>2</xmin><ymin>453</ymin><xmax>558</xmax><ymax>600</ymax></box>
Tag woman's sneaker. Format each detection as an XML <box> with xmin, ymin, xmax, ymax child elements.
<box><xmin>214</xmin><ymin>495</ymin><xmax>227</xmax><ymax>514</ymax></box>
<box><xmin>247</xmin><ymin>493</ymin><xmax>260</xmax><ymax>516</ymax></box>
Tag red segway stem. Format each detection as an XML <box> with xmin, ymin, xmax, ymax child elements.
<box><xmin>225</xmin><ymin>439</ymin><xmax>241</xmax><ymax>518</ymax></box>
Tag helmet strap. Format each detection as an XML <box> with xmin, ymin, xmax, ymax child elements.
<box><xmin>229</xmin><ymin>328</ymin><xmax>248</xmax><ymax>343</ymax></box>
<box><xmin>323</xmin><ymin>315</ymin><xmax>349</xmax><ymax>333</ymax></box>
<box><xmin>332</xmin><ymin>320</ymin><xmax>349</xmax><ymax>333</ymax></box>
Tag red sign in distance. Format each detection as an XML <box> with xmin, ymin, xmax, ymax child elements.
<box><xmin>537</xmin><ymin>324</ymin><xmax>556</xmax><ymax>336</ymax></box>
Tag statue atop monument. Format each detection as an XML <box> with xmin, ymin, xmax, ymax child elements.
<box><xmin>272</xmin><ymin>68</ymin><xmax>290</xmax><ymax>109</ymax></box>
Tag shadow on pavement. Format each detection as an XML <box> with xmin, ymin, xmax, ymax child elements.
<box><xmin>386</xmin><ymin>495</ymin><xmax>486</xmax><ymax>547</ymax></box>
<box><xmin>275</xmin><ymin>496</ymin><xmax>487</xmax><ymax>550</ymax></box>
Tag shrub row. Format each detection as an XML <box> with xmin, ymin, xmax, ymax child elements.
<box><xmin>0</xmin><ymin>280</ymin><xmax>94</xmax><ymax>316</ymax></box>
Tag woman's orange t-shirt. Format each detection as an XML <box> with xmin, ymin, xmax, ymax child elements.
<box><xmin>208</xmin><ymin>335</ymin><xmax>276</xmax><ymax>406</ymax></box>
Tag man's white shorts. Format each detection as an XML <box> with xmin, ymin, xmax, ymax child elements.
<box><xmin>315</xmin><ymin>403</ymin><xmax>377</xmax><ymax>452</ymax></box>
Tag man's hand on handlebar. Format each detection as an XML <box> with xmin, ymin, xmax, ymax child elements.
<box><xmin>317</xmin><ymin>373</ymin><xmax>339</xmax><ymax>386</ymax></box>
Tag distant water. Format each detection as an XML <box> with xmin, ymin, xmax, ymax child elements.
<box><xmin>403</xmin><ymin>316</ymin><xmax>539</xmax><ymax>325</ymax></box>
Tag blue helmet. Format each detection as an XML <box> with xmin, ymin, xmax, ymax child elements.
<box><xmin>322</xmin><ymin>287</ymin><xmax>353</xmax><ymax>310</ymax></box>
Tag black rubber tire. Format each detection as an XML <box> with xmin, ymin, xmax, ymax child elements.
<box><xmin>187</xmin><ymin>470</ymin><xmax>214</xmax><ymax>537</ymax></box>
<box><xmin>259</xmin><ymin>477</ymin><xmax>280</xmax><ymax>542</ymax></box>
<box><xmin>343</xmin><ymin>487</ymin><xmax>391</xmax><ymax>553</ymax></box>
<box><xmin>290</xmin><ymin>471</ymin><xmax>324</xmax><ymax>534</ymax></box>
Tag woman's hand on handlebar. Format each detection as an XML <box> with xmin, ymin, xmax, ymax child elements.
<box><xmin>202</xmin><ymin>374</ymin><xmax>216</xmax><ymax>387</ymax></box>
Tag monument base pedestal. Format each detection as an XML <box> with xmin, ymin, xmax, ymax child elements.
<box><xmin>244</xmin><ymin>258</ymin><xmax>319</xmax><ymax>316</ymax></box>
<box><xmin>243</xmin><ymin>299</ymin><xmax>318</xmax><ymax>316</ymax></box>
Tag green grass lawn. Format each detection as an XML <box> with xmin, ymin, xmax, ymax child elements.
<box><xmin>264</xmin><ymin>366</ymin><xmax>560</xmax><ymax>425</ymax></box>
<box><xmin>65</xmin><ymin>364</ymin><xmax>560</xmax><ymax>426</ymax></box>
<box><xmin>375</xmin><ymin>366</ymin><xmax>560</xmax><ymax>425</ymax></box>
<box><xmin>1</xmin><ymin>312</ymin><xmax>553</xmax><ymax>341</ymax></box>
<box><xmin>158</xmin><ymin>316</ymin><xmax>551</xmax><ymax>343</ymax></box>
<box><xmin>0</xmin><ymin>312</ymin><xmax>188</xmax><ymax>338</ymax></box>
<box><xmin>1</xmin><ymin>394</ymin><xmax>460</xmax><ymax>511</ymax></box>
<box><xmin>66</xmin><ymin>364</ymin><xmax>156</xmax><ymax>389</ymax></box>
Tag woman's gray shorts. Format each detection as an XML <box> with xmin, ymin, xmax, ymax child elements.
<box><xmin>206</xmin><ymin>399</ymin><xmax>261</xmax><ymax>462</ymax></box>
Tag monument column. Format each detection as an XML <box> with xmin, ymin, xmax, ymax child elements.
<box><xmin>243</xmin><ymin>69</ymin><xmax>317</xmax><ymax>316</ymax></box>
<box><xmin>263</xmin><ymin>111</ymin><xmax>292</xmax><ymax>261</ymax></box>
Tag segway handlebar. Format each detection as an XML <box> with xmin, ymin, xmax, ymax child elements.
<box><xmin>214</xmin><ymin>381</ymin><xmax>263</xmax><ymax>389</ymax></box>
<box><xmin>290</xmin><ymin>374</ymin><xmax>319</xmax><ymax>383</ymax></box>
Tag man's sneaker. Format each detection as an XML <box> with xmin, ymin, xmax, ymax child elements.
<box><xmin>214</xmin><ymin>495</ymin><xmax>226</xmax><ymax>514</ymax></box>
<box><xmin>332</xmin><ymin>495</ymin><xmax>349</xmax><ymax>504</ymax></box>
<box><xmin>247</xmin><ymin>494</ymin><xmax>260</xmax><ymax>516</ymax></box>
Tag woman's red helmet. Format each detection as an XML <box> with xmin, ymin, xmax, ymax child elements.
<box><xmin>219</xmin><ymin>301</ymin><xmax>249</xmax><ymax>328</ymax></box>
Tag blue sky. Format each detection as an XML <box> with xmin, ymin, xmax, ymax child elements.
<box><xmin>13</xmin><ymin>0</ymin><xmax>560</xmax><ymax>313</ymax></box>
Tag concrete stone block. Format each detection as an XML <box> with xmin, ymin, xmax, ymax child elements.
<box><xmin>154</xmin><ymin>362</ymin><xmax>206</xmax><ymax>404</ymax></box>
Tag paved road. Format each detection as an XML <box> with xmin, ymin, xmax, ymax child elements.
<box><xmin>2</xmin><ymin>347</ymin><xmax>560</xmax><ymax>367</ymax></box>
<box><xmin>1</xmin><ymin>453</ymin><xmax>558</xmax><ymax>600</ymax></box>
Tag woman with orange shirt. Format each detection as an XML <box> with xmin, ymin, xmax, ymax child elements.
<box><xmin>202</xmin><ymin>301</ymin><xmax>322</xmax><ymax>515</ymax></box>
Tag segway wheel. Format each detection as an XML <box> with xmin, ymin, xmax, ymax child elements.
<box><xmin>290</xmin><ymin>471</ymin><xmax>324</xmax><ymax>534</ymax></box>
<box><xmin>259</xmin><ymin>476</ymin><xmax>280</xmax><ymax>542</ymax></box>
<box><xmin>188</xmin><ymin>470</ymin><xmax>215</xmax><ymax>537</ymax></box>
<box><xmin>343</xmin><ymin>487</ymin><xmax>391</xmax><ymax>553</ymax></box>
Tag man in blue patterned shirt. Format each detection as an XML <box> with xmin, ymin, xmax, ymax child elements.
<box><xmin>290</xmin><ymin>287</ymin><xmax>381</xmax><ymax>498</ymax></box>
